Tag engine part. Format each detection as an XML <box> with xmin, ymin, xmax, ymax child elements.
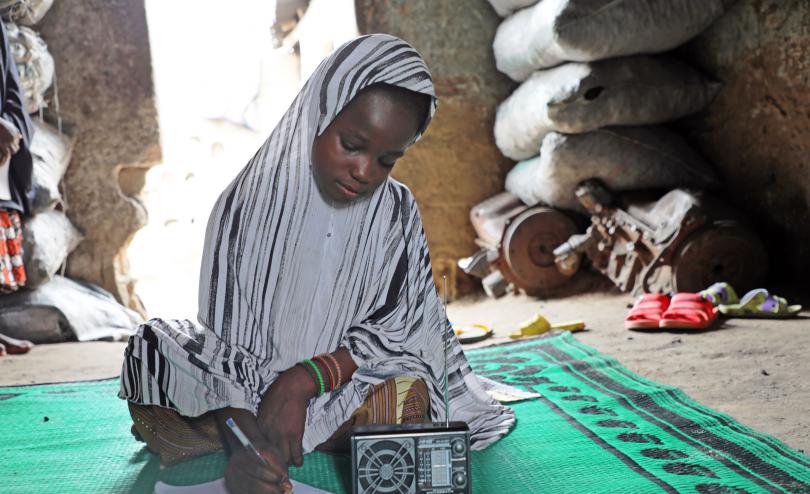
<box><xmin>460</xmin><ymin>192</ymin><xmax>582</xmax><ymax>297</ymax></box>
<box><xmin>555</xmin><ymin>181</ymin><xmax>767</xmax><ymax>295</ymax></box>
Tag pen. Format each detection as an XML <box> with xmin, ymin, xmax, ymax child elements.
<box><xmin>225</xmin><ymin>417</ymin><xmax>270</xmax><ymax>466</ymax></box>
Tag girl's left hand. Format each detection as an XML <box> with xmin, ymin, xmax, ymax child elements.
<box><xmin>257</xmin><ymin>365</ymin><xmax>317</xmax><ymax>467</ymax></box>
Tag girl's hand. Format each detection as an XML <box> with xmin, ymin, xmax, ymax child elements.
<box><xmin>258</xmin><ymin>365</ymin><xmax>317</xmax><ymax>467</ymax></box>
<box><xmin>224</xmin><ymin>440</ymin><xmax>292</xmax><ymax>494</ymax></box>
<box><xmin>0</xmin><ymin>118</ymin><xmax>20</xmax><ymax>163</ymax></box>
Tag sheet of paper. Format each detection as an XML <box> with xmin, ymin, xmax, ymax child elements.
<box><xmin>477</xmin><ymin>375</ymin><xmax>541</xmax><ymax>402</ymax></box>
<box><xmin>0</xmin><ymin>156</ymin><xmax>11</xmax><ymax>201</ymax></box>
<box><xmin>154</xmin><ymin>477</ymin><xmax>334</xmax><ymax>494</ymax></box>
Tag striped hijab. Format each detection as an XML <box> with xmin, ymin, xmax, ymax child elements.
<box><xmin>121</xmin><ymin>34</ymin><xmax>514</xmax><ymax>451</ymax></box>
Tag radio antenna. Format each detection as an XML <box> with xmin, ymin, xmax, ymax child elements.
<box><xmin>443</xmin><ymin>275</ymin><xmax>449</xmax><ymax>427</ymax></box>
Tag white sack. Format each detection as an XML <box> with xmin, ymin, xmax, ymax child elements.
<box><xmin>487</xmin><ymin>0</ymin><xmax>538</xmax><ymax>17</ymax></box>
<box><xmin>6</xmin><ymin>21</ymin><xmax>53</xmax><ymax>112</ymax></box>
<box><xmin>494</xmin><ymin>0</ymin><xmax>729</xmax><ymax>81</ymax></box>
<box><xmin>505</xmin><ymin>127</ymin><xmax>718</xmax><ymax>211</ymax></box>
<box><xmin>495</xmin><ymin>56</ymin><xmax>720</xmax><ymax>161</ymax></box>
<box><xmin>22</xmin><ymin>209</ymin><xmax>83</xmax><ymax>289</ymax></box>
<box><xmin>0</xmin><ymin>0</ymin><xmax>54</xmax><ymax>25</ymax></box>
<box><xmin>31</xmin><ymin>119</ymin><xmax>73</xmax><ymax>213</ymax></box>
<box><xmin>0</xmin><ymin>275</ymin><xmax>141</xmax><ymax>343</ymax></box>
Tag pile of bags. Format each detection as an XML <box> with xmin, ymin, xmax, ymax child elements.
<box><xmin>489</xmin><ymin>0</ymin><xmax>730</xmax><ymax>212</ymax></box>
<box><xmin>0</xmin><ymin>2</ymin><xmax>141</xmax><ymax>343</ymax></box>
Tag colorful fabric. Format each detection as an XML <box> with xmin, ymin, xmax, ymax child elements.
<box><xmin>128</xmin><ymin>401</ymin><xmax>222</xmax><ymax>467</ymax></box>
<box><xmin>346</xmin><ymin>376</ymin><xmax>429</xmax><ymax>427</ymax></box>
<box><xmin>318</xmin><ymin>376</ymin><xmax>430</xmax><ymax>453</ymax></box>
<box><xmin>0</xmin><ymin>208</ymin><xmax>25</xmax><ymax>292</ymax></box>
<box><xmin>119</xmin><ymin>34</ymin><xmax>514</xmax><ymax>452</ymax></box>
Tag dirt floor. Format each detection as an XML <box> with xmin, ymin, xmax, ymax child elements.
<box><xmin>1</xmin><ymin>287</ymin><xmax>807</xmax><ymax>454</ymax></box>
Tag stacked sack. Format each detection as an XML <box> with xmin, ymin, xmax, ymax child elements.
<box><xmin>490</xmin><ymin>0</ymin><xmax>730</xmax><ymax>212</ymax></box>
<box><xmin>0</xmin><ymin>1</ymin><xmax>141</xmax><ymax>343</ymax></box>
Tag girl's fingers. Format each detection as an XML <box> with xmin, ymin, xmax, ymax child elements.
<box><xmin>255</xmin><ymin>447</ymin><xmax>290</xmax><ymax>480</ymax></box>
<box><xmin>289</xmin><ymin>437</ymin><xmax>303</xmax><ymax>467</ymax></box>
<box><xmin>278</xmin><ymin>439</ymin><xmax>291</xmax><ymax>466</ymax></box>
<box><xmin>226</xmin><ymin>454</ymin><xmax>286</xmax><ymax>494</ymax></box>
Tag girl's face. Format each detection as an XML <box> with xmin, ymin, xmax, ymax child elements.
<box><xmin>312</xmin><ymin>88</ymin><xmax>423</xmax><ymax>203</ymax></box>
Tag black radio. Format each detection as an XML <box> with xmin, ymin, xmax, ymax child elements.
<box><xmin>350</xmin><ymin>422</ymin><xmax>471</xmax><ymax>494</ymax></box>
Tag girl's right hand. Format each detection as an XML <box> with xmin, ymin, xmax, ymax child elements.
<box><xmin>224</xmin><ymin>441</ymin><xmax>292</xmax><ymax>494</ymax></box>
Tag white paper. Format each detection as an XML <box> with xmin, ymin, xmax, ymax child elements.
<box><xmin>477</xmin><ymin>375</ymin><xmax>542</xmax><ymax>402</ymax></box>
<box><xmin>0</xmin><ymin>156</ymin><xmax>11</xmax><ymax>201</ymax></box>
<box><xmin>154</xmin><ymin>477</ymin><xmax>334</xmax><ymax>494</ymax></box>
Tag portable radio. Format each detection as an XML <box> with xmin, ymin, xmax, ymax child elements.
<box><xmin>350</xmin><ymin>422</ymin><xmax>471</xmax><ymax>494</ymax></box>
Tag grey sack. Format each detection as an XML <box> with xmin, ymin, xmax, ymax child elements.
<box><xmin>495</xmin><ymin>56</ymin><xmax>720</xmax><ymax>161</ymax></box>
<box><xmin>493</xmin><ymin>0</ymin><xmax>730</xmax><ymax>81</ymax></box>
<box><xmin>505</xmin><ymin>127</ymin><xmax>718</xmax><ymax>212</ymax></box>
<box><xmin>30</xmin><ymin>120</ymin><xmax>74</xmax><ymax>213</ymax></box>
<box><xmin>0</xmin><ymin>275</ymin><xmax>141</xmax><ymax>343</ymax></box>
<box><xmin>22</xmin><ymin>209</ymin><xmax>83</xmax><ymax>289</ymax></box>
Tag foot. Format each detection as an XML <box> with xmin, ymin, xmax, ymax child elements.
<box><xmin>131</xmin><ymin>424</ymin><xmax>144</xmax><ymax>442</ymax></box>
<box><xmin>0</xmin><ymin>333</ymin><xmax>34</xmax><ymax>355</ymax></box>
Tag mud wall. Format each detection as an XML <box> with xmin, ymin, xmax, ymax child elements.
<box><xmin>679</xmin><ymin>0</ymin><xmax>810</xmax><ymax>281</ymax></box>
<box><xmin>355</xmin><ymin>0</ymin><xmax>516</xmax><ymax>297</ymax></box>
<box><xmin>38</xmin><ymin>0</ymin><xmax>161</xmax><ymax>312</ymax></box>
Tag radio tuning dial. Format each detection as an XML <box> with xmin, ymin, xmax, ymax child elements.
<box><xmin>451</xmin><ymin>439</ymin><xmax>466</xmax><ymax>456</ymax></box>
<box><xmin>453</xmin><ymin>471</ymin><xmax>467</xmax><ymax>488</ymax></box>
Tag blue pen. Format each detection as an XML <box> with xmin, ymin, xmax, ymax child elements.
<box><xmin>225</xmin><ymin>417</ymin><xmax>270</xmax><ymax>467</ymax></box>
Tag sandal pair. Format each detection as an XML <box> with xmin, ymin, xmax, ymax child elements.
<box><xmin>700</xmin><ymin>282</ymin><xmax>802</xmax><ymax>318</ymax></box>
<box><xmin>625</xmin><ymin>293</ymin><xmax>718</xmax><ymax>331</ymax></box>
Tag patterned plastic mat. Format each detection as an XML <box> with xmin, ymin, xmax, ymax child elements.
<box><xmin>2</xmin><ymin>332</ymin><xmax>809</xmax><ymax>493</ymax></box>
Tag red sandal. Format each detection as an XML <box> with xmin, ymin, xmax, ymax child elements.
<box><xmin>625</xmin><ymin>293</ymin><xmax>670</xmax><ymax>330</ymax></box>
<box><xmin>659</xmin><ymin>293</ymin><xmax>719</xmax><ymax>330</ymax></box>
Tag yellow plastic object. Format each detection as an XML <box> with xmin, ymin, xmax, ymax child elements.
<box><xmin>454</xmin><ymin>324</ymin><xmax>494</xmax><ymax>344</ymax></box>
<box><xmin>552</xmin><ymin>320</ymin><xmax>586</xmax><ymax>331</ymax></box>
<box><xmin>510</xmin><ymin>313</ymin><xmax>586</xmax><ymax>339</ymax></box>
<box><xmin>454</xmin><ymin>323</ymin><xmax>490</xmax><ymax>336</ymax></box>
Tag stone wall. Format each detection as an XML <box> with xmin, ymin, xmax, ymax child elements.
<box><xmin>37</xmin><ymin>0</ymin><xmax>160</xmax><ymax>313</ymax></box>
<box><xmin>355</xmin><ymin>0</ymin><xmax>516</xmax><ymax>297</ymax></box>
<box><xmin>679</xmin><ymin>0</ymin><xmax>810</xmax><ymax>281</ymax></box>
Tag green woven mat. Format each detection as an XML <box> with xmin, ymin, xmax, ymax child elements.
<box><xmin>2</xmin><ymin>332</ymin><xmax>809</xmax><ymax>493</ymax></box>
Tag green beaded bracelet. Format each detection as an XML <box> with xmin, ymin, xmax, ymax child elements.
<box><xmin>302</xmin><ymin>359</ymin><xmax>325</xmax><ymax>396</ymax></box>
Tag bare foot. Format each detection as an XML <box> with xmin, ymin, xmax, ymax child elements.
<box><xmin>0</xmin><ymin>333</ymin><xmax>34</xmax><ymax>355</ymax></box>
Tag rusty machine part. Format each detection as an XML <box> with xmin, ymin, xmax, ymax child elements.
<box><xmin>458</xmin><ymin>192</ymin><xmax>582</xmax><ymax>297</ymax></box>
<box><xmin>554</xmin><ymin>181</ymin><xmax>767</xmax><ymax>295</ymax></box>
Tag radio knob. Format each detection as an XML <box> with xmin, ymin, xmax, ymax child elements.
<box><xmin>451</xmin><ymin>439</ymin><xmax>466</xmax><ymax>456</ymax></box>
<box><xmin>453</xmin><ymin>471</ymin><xmax>467</xmax><ymax>488</ymax></box>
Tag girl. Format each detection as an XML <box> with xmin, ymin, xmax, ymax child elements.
<box><xmin>120</xmin><ymin>34</ymin><xmax>514</xmax><ymax>494</ymax></box>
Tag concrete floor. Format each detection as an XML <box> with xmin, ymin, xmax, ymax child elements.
<box><xmin>1</xmin><ymin>288</ymin><xmax>808</xmax><ymax>454</ymax></box>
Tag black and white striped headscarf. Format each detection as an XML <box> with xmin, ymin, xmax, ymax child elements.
<box><xmin>120</xmin><ymin>34</ymin><xmax>514</xmax><ymax>450</ymax></box>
